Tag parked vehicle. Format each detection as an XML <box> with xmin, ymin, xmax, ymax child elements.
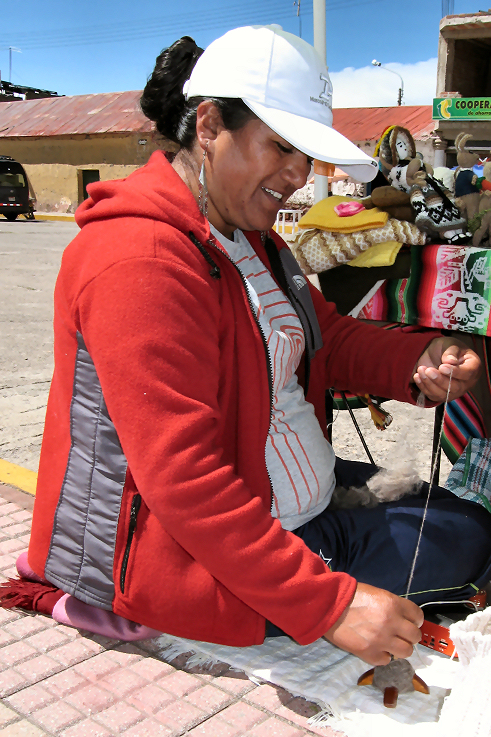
<box><xmin>0</xmin><ymin>156</ymin><xmax>36</xmax><ymax>220</ymax></box>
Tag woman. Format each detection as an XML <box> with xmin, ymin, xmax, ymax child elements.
<box><xmin>9</xmin><ymin>26</ymin><xmax>490</xmax><ymax>667</ymax></box>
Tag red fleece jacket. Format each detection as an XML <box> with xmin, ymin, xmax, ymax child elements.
<box><xmin>28</xmin><ymin>151</ymin><xmax>436</xmax><ymax>646</ymax></box>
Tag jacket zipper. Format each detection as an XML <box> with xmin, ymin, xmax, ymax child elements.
<box><xmin>120</xmin><ymin>492</ymin><xmax>142</xmax><ymax>594</ymax></box>
<box><xmin>201</xmin><ymin>235</ymin><xmax>276</xmax><ymax>511</ymax></box>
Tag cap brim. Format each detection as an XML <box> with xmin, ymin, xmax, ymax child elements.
<box><xmin>243</xmin><ymin>100</ymin><xmax>378</xmax><ymax>183</ymax></box>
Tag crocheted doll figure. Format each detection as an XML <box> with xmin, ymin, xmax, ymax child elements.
<box><xmin>454</xmin><ymin>132</ymin><xmax>481</xmax><ymax>222</ymax></box>
<box><xmin>375</xmin><ymin>125</ymin><xmax>468</xmax><ymax>243</ymax></box>
<box><xmin>471</xmin><ymin>160</ymin><xmax>491</xmax><ymax>247</ymax></box>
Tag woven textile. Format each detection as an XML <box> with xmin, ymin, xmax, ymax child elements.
<box><xmin>359</xmin><ymin>244</ymin><xmax>491</xmax><ymax>336</ymax></box>
<box><xmin>445</xmin><ymin>439</ymin><xmax>491</xmax><ymax>511</ymax></box>
<box><xmin>355</xmin><ymin>246</ymin><xmax>491</xmax><ymax>463</ymax></box>
<box><xmin>442</xmin><ymin>391</ymin><xmax>488</xmax><ymax>464</ymax></box>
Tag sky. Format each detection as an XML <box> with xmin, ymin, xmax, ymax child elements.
<box><xmin>0</xmin><ymin>0</ymin><xmax>485</xmax><ymax>107</ymax></box>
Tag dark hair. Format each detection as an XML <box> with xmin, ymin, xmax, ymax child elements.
<box><xmin>140</xmin><ymin>36</ymin><xmax>255</xmax><ymax>149</ymax></box>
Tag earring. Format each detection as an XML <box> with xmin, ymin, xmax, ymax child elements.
<box><xmin>198</xmin><ymin>142</ymin><xmax>209</xmax><ymax>218</ymax></box>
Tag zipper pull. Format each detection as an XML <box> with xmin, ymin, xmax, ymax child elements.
<box><xmin>129</xmin><ymin>494</ymin><xmax>141</xmax><ymax>525</ymax></box>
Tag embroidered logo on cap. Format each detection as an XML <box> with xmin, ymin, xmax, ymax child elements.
<box><xmin>310</xmin><ymin>73</ymin><xmax>332</xmax><ymax>108</ymax></box>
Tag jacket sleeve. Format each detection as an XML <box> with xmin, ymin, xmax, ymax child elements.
<box><xmin>307</xmin><ymin>282</ymin><xmax>438</xmax><ymax>404</ymax></box>
<box><xmin>74</xmin><ymin>231</ymin><xmax>356</xmax><ymax>645</ymax></box>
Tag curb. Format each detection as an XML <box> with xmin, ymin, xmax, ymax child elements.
<box><xmin>0</xmin><ymin>460</ymin><xmax>37</xmax><ymax>496</ymax></box>
<box><xmin>32</xmin><ymin>213</ymin><xmax>76</xmax><ymax>222</ymax></box>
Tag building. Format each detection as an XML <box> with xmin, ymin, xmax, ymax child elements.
<box><xmin>0</xmin><ymin>91</ymin><xmax>175</xmax><ymax>212</ymax></box>
<box><xmin>332</xmin><ymin>105</ymin><xmax>436</xmax><ymax>164</ymax></box>
<box><xmin>434</xmin><ymin>11</ymin><xmax>491</xmax><ymax>166</ymax></box>
<box><xmin>0</xmin><ymin>81</ymin><xmax>60</xmax><ymax>103</ymax></box>
<box><xmin>0</xmin><ymin>89</ymin><xmax>436</xmax><ymax>212</ymax></box>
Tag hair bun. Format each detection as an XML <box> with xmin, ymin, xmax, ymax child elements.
<box><xmin>140</xmin><ymin>36</ymin><xmax>203</xmax><ymax>144</ymax></box>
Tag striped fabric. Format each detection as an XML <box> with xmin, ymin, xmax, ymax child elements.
<box><xmin>445</xmin><ymin>439</ymin><xmax>491</xmax><ymax>511</ymax></box>
<box><xmin>211</xmin><ymin>226</ymin><xmax>335</xmax><ymax>531</ymax></box>
<box><xmin>359</xmin><ymin>244</ymin><xmax>491</xmax><ymax>336</ymax></box>
<box><xmin>356</xmin><ymin>246</ymin><xmax>490</xmax><ymax>461</ymax></box>
<box><xmin>442</xmin><ymin>392</ymin><xmax>488</xmax><ymax>464</ymax></box>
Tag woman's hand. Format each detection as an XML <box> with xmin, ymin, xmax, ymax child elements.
<box><xmin>323</xmin><ymin>583</ymin><xmax>423</xmax><ymax>666</ymax></box>
<box><xmin>413</xmin><ymin>337</ymin><xmax>481</xmax><ymax>403</ymax></box>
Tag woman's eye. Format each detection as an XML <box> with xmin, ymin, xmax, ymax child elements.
<box><xmin>276</xmin><ymin>142</ymin><xmax>294</xmax><ymax>154</ymax></box>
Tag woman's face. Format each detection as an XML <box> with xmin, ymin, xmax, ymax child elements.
<box><xmin>204</xmin><ymin>117</ymin><xmax>312</xmax><ymax>238</ymax></box>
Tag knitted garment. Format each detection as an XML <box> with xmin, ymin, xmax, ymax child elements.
<box><xmin>291</xmin><ymin>218</ymin><xmax>426</xmax><ymax>274</ymax></box>
<box><xmin>298</xmin><ymin>195</ymin><xmax>388</xmax><ymax>233</ymax></box>
<box><xmin>437</xmin><ymin>608</ymin><xmax>491</xmax><ymax>737</ymax></box>
<box><xmin>410</xmin><ymin>183</ymin><xmax>467</xmax><ymax>235</ymax></box>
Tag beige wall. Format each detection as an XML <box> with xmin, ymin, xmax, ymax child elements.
<box><xmin>24</xmin><ymin>163</ymin><xmax>140</xmax><ymax>213</ymax></box>
<box><xmin>0</xmin><ymin>131</ymin><xmax>178</xmax><ymax>212</ymax></box>
<box><xmin>0</xmin><ymin>132</ymin><xmax>172</xmax><ymax>166</ymax></box>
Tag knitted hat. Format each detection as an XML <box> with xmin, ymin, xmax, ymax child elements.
<box><xmin>375</xmin><ymin>126</ymin><xmax>416</xmax><ymax>176</ymax></box>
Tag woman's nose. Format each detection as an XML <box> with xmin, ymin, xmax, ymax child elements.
<box><xmin>283</xmin><ymin>152</ymin><xmax>311</xmax><ymax>189</ymax></box>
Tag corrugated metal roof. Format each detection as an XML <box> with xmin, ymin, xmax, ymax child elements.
<box><xmin>332</xmin><ymin>105</ymin><xmax>434</xmax><ymax>144</ymax></box>
<box><xmin>0</xmin><ymin>92</ymin><xmax>434</xmax><ymax>146</ymax></box>
<box><xmin>0</xmin><ymin>91</ymin><xmax>153</xmax><ymax>137</ymax></box>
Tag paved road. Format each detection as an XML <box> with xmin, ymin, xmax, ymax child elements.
<box><xmin>0</xmin><ymin>218</ymin><xmax>451</xmax><ymax>482</ymax></box>
<box><xmin>0</xmin><ymin>219</ymin><xmax>79</xmax><ymax>471</ymax></box>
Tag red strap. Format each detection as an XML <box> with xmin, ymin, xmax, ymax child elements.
<box><xmin>0</xmin><ymin>577</ymin><xmax>64</xmax><ymax>615</ymax></box>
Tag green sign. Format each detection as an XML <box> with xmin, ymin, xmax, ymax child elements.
<box><xmin>433</xmin><ymin>97</ymin><xmax>491</xmax><ymax>120</ymax></box>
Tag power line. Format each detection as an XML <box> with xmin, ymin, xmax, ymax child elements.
<box><xmin>0</xmin><ymin>1</ymin><xmax>295</xmax><ymax>47</ymax></box>
<box><xmin>0</xmin><ymin>0</ymin><xmax>381</xmax><ymax>52</ymax></box>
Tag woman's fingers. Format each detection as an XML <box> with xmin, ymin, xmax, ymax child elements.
<box><xmin>323</xmin><ymin>583</ymin><xmax>423</xmax><ymax>666</ymax></box>
<box><xmin>414</xmin><ymin>337</ymin><xmax>481</xmax><ymax>402</ymax></box>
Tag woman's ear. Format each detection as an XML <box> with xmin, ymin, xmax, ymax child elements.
<box><xmin>196</xmin><ymin>101</ymin><xmax>224</xmax><ymax>150</ymax></box>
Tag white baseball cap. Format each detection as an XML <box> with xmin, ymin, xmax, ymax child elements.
<box><xmin>183</xmin><ymin>25</ymin><xmax>378</xmax><ymax>182</ymax></box>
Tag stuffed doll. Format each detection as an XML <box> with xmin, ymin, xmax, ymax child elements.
<box><xmin>374</xmin><ymin>125</ymin><xmax>468</xmax><ymax>243</ymax></box>
<box><xmin>360</xmin><ymin>186</ymin><xmax>415</xmax><ymax>222</ymax></box>
<box><xmin>471</xmin><ymin>161</ymin><xmax>491</xmax><ymax>247</ymax></box>
<box><xmin>454</xmin><ymin>133</ymin><xmax>481</xmax><ymax>222</ymax></box>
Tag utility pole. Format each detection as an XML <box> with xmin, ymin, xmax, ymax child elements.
<box><xmin>293</xmin><ymin>0</ymin><xmax>302</xmax><ymax>38</ymax></box>
<box><xmin>313</xmin><ymin>0</ymin><xmax>326</xmax><ymax>66</ymax></box>
<box><xmin>313</xmin><ymin>0</ymin><xmax>332</xmax><ymax>203</ymax></box>
<box><xmin>8</xmin><ymin>47</ymin><xmax>21</xmax><ymax>83</ymax></box>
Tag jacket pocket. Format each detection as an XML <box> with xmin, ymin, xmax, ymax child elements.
<box><xmin>119</xmin><ymin>492</ymin><xmax>142</xmax><ymax>594</ymax></box>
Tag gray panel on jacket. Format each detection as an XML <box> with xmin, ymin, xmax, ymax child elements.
<box><xmin>45</xmin><ymin>332</ymin><xmax>128</xmax><ymax>609</ymax></box>
<box><xmin>279</xmin><ymin>247</ymin><xmax>323</xmax><ymax>355</ymax></box>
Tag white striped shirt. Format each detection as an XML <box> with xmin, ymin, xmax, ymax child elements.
<box><xmin>211</xmin><ymin>226</ymin><xmax>336</xmax><ymax>531</ymax></box>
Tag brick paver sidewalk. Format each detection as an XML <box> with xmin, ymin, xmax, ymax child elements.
<box><xmin>0</xmin><ymin>484</ymin><xmax>342</xmax><ymax>737</ymax></box>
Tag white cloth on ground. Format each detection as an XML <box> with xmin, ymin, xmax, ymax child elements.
<box><xmin>154</xmin><ymin>631</ymin><xmax>461</xmax><ymax>737</ymax></box>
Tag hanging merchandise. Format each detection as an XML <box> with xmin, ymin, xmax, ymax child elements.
<box><xmin>374</xmin><ymin>125</ymin><xmax>468</xmax><ymax>243</ymax></box>
<box><xmin>454</xmin><ymin>133</ymin><xmax>482</xmax><ymax>225</ymax></box>
<box><xmin>469</xmin><ymin>160</ymin><xmax>491</xmax><ymax>247</ymax></box>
